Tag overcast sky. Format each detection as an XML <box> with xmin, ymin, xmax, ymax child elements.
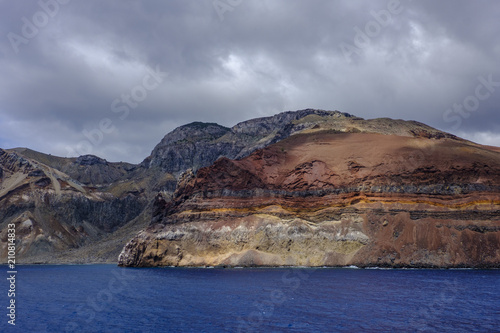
<box><xmin>1</xmin><ymin>0</ymin><xmax>499</xmax><ymax>163</ymax></box>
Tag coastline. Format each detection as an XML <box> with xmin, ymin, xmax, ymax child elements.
<box><xmin>4</xmin><ymin>262</ymin><xmax>498</xmax><ymax>269</ymax></box>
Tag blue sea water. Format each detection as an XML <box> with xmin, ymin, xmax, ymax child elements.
<box><xmin>1</xmin><ymin>265</ymin><xmax>499</xmax><ymax>332</ymax></box>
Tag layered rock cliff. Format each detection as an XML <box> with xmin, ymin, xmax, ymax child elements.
<box><xmin>2</xmin><ymin>109</ymin><xmax>363</xmax><ymax>263</ymax></box>
<box><xmin>2</xmin><ymin>109</ymin><xmax>499</xmax><ymax>266</ymax></box>
<box><xmin>119</xmin><ymin>126</ymin><xmax>500</xmax><ymax>268</ymax></box>
<box><xmin>2</xmin><ymin>109</ymin><xmax>347</xmax><ymax>263</ymax></box>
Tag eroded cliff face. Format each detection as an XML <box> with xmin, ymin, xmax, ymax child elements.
<box><xmin>0</xmin><ymin>149</ymin><xmax>148</xmax><ymax>263</ymax></box>
<box><xmin>119</xmin><ymin>131</ymin><xmax>500</xmax><ymax>268</ymax></box>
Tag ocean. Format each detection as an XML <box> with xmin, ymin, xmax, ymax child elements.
<box><xmin>2</xmin><ymin>265</ymin><xmax>499</xmax><ymax>332</ymax></box>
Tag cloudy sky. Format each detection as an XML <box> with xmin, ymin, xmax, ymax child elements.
<box><xmin>1</xmin><ymin>0</ymin><xmax>499</xmax><ymax>163</ymax></box>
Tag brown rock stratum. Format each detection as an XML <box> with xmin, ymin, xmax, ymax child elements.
<box><xmin>119</xmin><ymin>129</ymin><xmax>500</xmax><ymax>268</ymax></box>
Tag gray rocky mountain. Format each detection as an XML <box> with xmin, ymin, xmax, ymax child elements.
<box><xmin>144</xmin><ymin>109</ymin><xmax>356</xmax><ymax>176</ymax></box>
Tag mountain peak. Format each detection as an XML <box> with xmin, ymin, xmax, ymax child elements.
<box><xmin>144</xmin><ymin>109</ymin><xmax>460</xmax><ymax>175</ymax></box>
<box><xmin>75</xmin><ymin>154</ymin><xmax>108</xmax><ymax>166</ymax></box>
<box><xmin>181</xmin><ymin>121</ymin><xmax>229</xmax><ymax>131</ymax></box>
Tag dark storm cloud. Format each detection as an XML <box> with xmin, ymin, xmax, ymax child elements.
<box><xmin>1</xmin><ymin>0</ymin><xmax>499</xmax><ymax>163</ymax></box>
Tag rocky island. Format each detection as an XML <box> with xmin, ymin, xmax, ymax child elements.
<box><xmin>118</xmin><ymin>110</ymin><xmax>500</xmax><ymax>268</ymax></box>
<box><xmin>1</xmin><ymin>109</ymin><xmax>499</xmax><ymax>267</ymax></box>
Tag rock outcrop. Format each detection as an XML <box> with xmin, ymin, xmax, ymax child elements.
<box><xmin>119</xmin><ymin>128</ymin><xmax>500</xmax><ymax>268</ymax></box>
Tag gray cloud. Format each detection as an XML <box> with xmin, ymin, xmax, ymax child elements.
<box><xmin>1</xmin><ymin>0</ymin><xmax>499</xmax><ymax>163</ymax></box>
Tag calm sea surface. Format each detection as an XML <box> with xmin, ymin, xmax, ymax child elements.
<box><xmin>1</xmin><ymin>265</ymin><xmax>499</xmax><ymax>332</ymax></box>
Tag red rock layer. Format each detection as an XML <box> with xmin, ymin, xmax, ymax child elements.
<box><xmin>119</xmin><ymin>132</ymin><xmax>500</xmax><ymax>267</ymax></box>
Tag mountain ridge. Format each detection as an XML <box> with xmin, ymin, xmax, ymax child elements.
<box><xmin>1</xmin><ymin>109</ymin><xmax>498</xmax><ymax>265</ymax></box>
<box><xmin>117</xmin><ymin>119</ymin><xmax>500</xmax><ymax>268</ymax></box>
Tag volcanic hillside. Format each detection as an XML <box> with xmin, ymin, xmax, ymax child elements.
<box><xmin>119</xmin><ymin>125</ymin><xmax>500</xmax><ymax>268</ymax></box>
